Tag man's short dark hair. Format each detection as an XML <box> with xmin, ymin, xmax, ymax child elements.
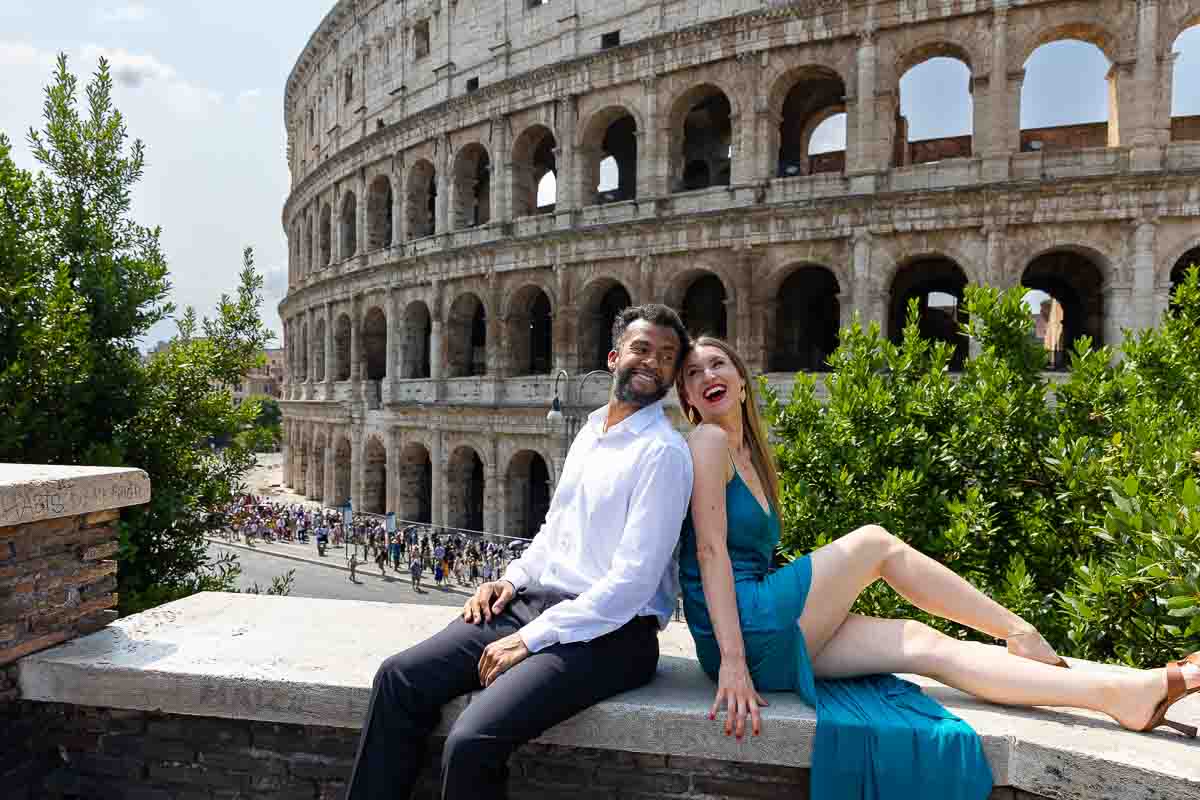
<box><xmin>610</xmin><ymin>304</ymin><xmax>691</xmax><ymax>369</ymax></box>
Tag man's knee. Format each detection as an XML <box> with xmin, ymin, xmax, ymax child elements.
<box><xmin>441</xmin><ymin>717</ymin><xmax>506</xmax><ymax>774</ymax></box>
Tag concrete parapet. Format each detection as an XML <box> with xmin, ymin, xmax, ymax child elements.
<box><xmin>17</xmin><ymin>592</ymin><xmax>1200</xmax><ymax>799</ymax></box>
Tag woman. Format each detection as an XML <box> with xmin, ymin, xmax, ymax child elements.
<box><xmin>676</xmin><ymin>336</ymin><xmax>1198</xmax><ymax>800</ymax></box>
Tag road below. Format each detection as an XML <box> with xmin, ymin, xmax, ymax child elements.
<box><xmin>206</xmin><ymin>542</ymin><xmax>469</xmax><ymax>608</ymax></box>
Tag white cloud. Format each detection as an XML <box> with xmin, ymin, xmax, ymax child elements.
<box><xmin>0</xmin><ymin>41</ymin><xmax>57</xmax><ymax>70</ymax></box>
<box><xmin>80</xmin><ymin>44</ymin><xmax>173</xmax><ymax>87</ymax></box>
<box><xmin>96</xmin><ymin>4</ymin><xmax>153</xmax><ymax>25</ymax></box>
<box><xmin>236</xmin><ymin>88</ymin><xmax>263</xmax><ymax>112</ymax></box>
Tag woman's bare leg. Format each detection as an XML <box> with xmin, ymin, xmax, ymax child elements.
<box><xmin>798</xmin><ymin>525</ymin><xmax>1044</xmax><ymax>663</ymax></box>
<box><xmin>808</xmin><ymin>615</ymin><xmax>1198</xmax><ymax>731</ymax></box>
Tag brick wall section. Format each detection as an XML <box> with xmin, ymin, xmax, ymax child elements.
<box><xmin>10</xmin><ymin>704</ymin><xmax>1048</xmax><ymax>800</ymax></box>
<box><xmin>1</xmin><ymin>509</ymin><xmax>121</xmax><ymax>797</ymax></box>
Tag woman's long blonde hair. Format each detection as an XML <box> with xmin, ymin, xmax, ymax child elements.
<box><xmin>675</xmin><ymin>336</ymin><xmax>780</xmax><ymax>513</ymax></box>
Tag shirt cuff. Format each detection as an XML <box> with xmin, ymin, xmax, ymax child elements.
<box><xmin>501</xmin><ymin>564</ymin><xmax>532</xmax><ymax>591</ymax></box>
<box><xmin>518</xmin><ymin>614</ymin><xmax>558</xmax><ymax>653</ymax></box>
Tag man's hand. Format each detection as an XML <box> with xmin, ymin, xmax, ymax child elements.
<box><xmin>478</xmin><ymin>632</ymin><xmax>530</xmax><ymax>687</ymax></box>
<box><xmin>462</xmin><ymin>580</ymin><xmax>516</xmax><ymax>624</ymax></box>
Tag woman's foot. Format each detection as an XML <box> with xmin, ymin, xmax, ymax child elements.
<box><xmin>1110</xmin><ymin>659</ymin><xmax>1200</xmax><ymax>733</ymax></box>
<box><xmin>1005</xmin><ymin>626</ymin><xmax>1068</xmax><ymax>668</ymax></box>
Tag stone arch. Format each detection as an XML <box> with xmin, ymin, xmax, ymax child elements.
<box><xmin>512</xmin><ymin>124</ymin><xmax>558</xmax><ymax>217</ymax></box>
<box><xmin>668</xmin><ymin>83</ymin><xmax>737</xmax><ymax>193</ymax></box>
<box><xmin>405</xmin><ymin>158</ymin><xmax>437</xmax><ymax>239</ymax></box>
<box><xmin>446</xmin><ymin>444</ymin><xmax>486</xmax><ymax>531</ymax></box>
<box><xmin>362</xmin><ymin>435</ymin><xmax>387</xmax><ymax>515</ymax></box>
<box><xmin>1017</xmin><ymin>23</ymin><xmax>1121</xmax><ymax>149</ymax></box>
<box><xmin>296</xmin><ymin>429</ymin><xmax>309</xmax><ymax>496</ymax></box>
<box><xmin>396</xmin><ymin>440</ymin><xmax>433</xmax><ymax>523</ymax></box>
<box><xmin>578</xmin><ymin>105</ymin><xmax>640</xmax><ymax>205</ymax></box>
<box><xmin>770</xmin><ymin>65</ymin><xmax>849</xmax><ymax>178</ymax></box>
<box><xmin>298</xmin><ymin>321</ymin><xmax>309</xmax><ymax>381</ymax></box>
<box><xmin>507</xmin><ymin>284</ymin><xmax>554</xmax><ymax>376</ymax></box>
<box><xmin>313</xmin><ymin>317</ymin><xmax>326</xmax><ymax>382</ymax></box>
<box><xmin>340</xmin><ymin>191</ymin><xmax>358</xmax><ymax>259</ymax></box>
<box><xmin>450</xmin><ymin>142</ymin><xmax>491</xmax><ymax>230</ymax></box>
<box><xmin>1021</xmin><ymin>249</ymin><xmax>1108</xmax><ymax>366</ymax></box>
<box><xmin>1012</xmin><ymin>21</ymin><xmax>1121</xmax><ymax>73</ymax></box>
<box><xmin>1170</xmin><ymin>246</ymin><xmax>1200</xmax><ymax>310</ymax></box>
<box><xmin>577</xmin><ymin>277</ymin><xmax>633</xmax><ymax>371</ymax></box>
<box><xmin>887</xmin><ymin>256</ymin><xmax>970</xmax><ymax>370</ymax></box>
<box><xmin>892</xmin><ymin>42</ymin><xmax>975</xmax><ymax>166</ymax></box>
<box><xmin>1171</xmin><ymin>22</ymin><xmax>1200</xmax><ymax>139</ymax></box>
<box><xmin>367</xmin><ymin>174</ymin><xmax>394</xmax><ymax>250</ymax></box>
<box><xmin>769</xmin><ymin>265</ymin><xmax>841</xmax><ymax>373</ymax></box>
<box><xmin>400</xmin><ymin>300</ymin><xmax>432</xmax><ymax>379</ymax></box>
<box><xmin>311</xmin><ymin>433</ymin><xmax>327</xmax><ymax>502</ymax></box>
<box><xmin>334</xmin><ymin>313</ymin><xmax>352</xmax><ymax>381</ymax></box>
<box><xmin>319</xmin><ymin>203</ymin><xmax>332</xmax><ymax>266</ymax></box>
<box><xmin>447</xmin><ymin>292</ymin><xmax>487</xmax><ymax>377</ymax></box>
<box><xmin>362</xmin><ymin>305</ymin><xmax>388</xmax><ymax>381</ymax></box>
<box><xmin>666</xmin><ymin>270</ymin><xmax>729</xmax><ymax>339</ymax></box>
<box><xmin>304</xmin><ymin>214</ymin><xmax>314</xmax><ymax>275</ymax></box>
<box><xmin>505</xmin><ymin>449</ymin><xmax>551</xmax><ymax>539</ymax></box>
<box><xmin>332</xmin><ymin>435</ymin><xmax>352</xmax><ymax>507</ymax></box>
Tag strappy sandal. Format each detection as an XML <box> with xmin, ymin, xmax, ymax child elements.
<box><xmin>1006</xmin><ymin>627</ymin><xmax>1071</xmax><ymax>669</ymax></box>
<box><xmin>1139</xmin><ymin>653</ymin><xmax>1199</xmax><ymax>737</ymax></box>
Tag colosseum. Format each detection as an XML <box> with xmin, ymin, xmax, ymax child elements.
<box><xmin>278</xmin><ymin>0</ymin><xmax>1200</xmax><ymax>537</ymax></box>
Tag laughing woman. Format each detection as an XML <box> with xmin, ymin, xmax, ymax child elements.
<box><xmin>675</xmin><ymin>336</ymin><xmax>1199</xmax><ymax>800</ymax></box>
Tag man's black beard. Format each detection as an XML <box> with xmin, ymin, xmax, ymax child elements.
<box><xmin>613</xmin><ymin>364</ymin><xmax>670</xmax><ymax>407</ymax></box>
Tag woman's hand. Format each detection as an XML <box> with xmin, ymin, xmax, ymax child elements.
<box><xmin>709</xmin><ymin>658</ymin><xmax>769</xmax><ymax>739</ymax></box>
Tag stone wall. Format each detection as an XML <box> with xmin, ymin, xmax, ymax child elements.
<box><xmin>14</xmin><ymin>704</ymin><xmax>1051</xmax><ymax>800</ymax></box>
<box><xmin>0</xmin><ymin>465</ymin><xmax>150</xmax><ymax>799</ymax></box>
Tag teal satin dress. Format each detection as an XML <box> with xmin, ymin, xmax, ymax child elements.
<box><xmin>679</xmin><ymin>470</ymin><xmax>993</xmax><ymax>800</ymax></box>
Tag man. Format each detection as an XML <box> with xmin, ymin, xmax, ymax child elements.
<box><xmin>346</xmin><ymin>304</ymin><xmax>694</xmax><ymax>799</ymax></box>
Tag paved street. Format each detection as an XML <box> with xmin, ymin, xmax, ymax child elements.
<box><xmin>206</xmin><ymin>541</ymin><xmax>470</xmax><ymax>607</ymax></box>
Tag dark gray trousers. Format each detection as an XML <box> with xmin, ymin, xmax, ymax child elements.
<box><xmin>345</xmin><ymin>590</ymin><xmax>660</xmax><ymax>800</ymax></box>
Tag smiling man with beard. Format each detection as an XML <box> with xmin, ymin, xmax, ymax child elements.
<box><xmin>346</xmin><ymin>304</ymin><xmax>694</xmax><ymax>800</ymax></box>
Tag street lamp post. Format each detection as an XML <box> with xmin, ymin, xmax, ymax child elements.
<box><xmin>546</xmin><ymin>369</ymin><xmax>612</xmax><ymax>461</ymax></box>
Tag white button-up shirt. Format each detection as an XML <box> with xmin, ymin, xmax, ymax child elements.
<box><xmin>503</xmin><ymin>400</ymin><xmax>694</xmax><ymax>653</ymax></box>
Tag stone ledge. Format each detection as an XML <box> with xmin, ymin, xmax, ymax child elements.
<box><xmin>17</xmin><ymin>593</ymin><xmax>1200</xmax><ymax>800</ymax></box>
<box><xmin>0</xmin><ymin>465</ymin><xmax>150</xmax><ymax>527</ymax></box>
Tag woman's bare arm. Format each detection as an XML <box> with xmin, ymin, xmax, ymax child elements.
<box><xmin>687</xmin><ymin>425</ymin><xmax>768</xmax><ymax>738</ymax></box>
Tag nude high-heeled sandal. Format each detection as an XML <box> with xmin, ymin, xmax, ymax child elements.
<box><xmin>1139</xmin><ymin>653</ymin><xmax>1199</xmax><ymax>737</ymax></box>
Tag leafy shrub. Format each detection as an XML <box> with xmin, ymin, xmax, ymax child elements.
<box><xmin>764</xmin><ymin>269</ymin><xmax>1200</xmax><ymax>664</ymax></box>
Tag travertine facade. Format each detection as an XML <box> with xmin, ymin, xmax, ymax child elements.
<box><xmin>278</xmin><ymin>0</ymin><xmax>1200</xmax><ymax>535</ymax></box>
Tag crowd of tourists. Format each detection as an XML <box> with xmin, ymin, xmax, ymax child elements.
<box><xmin>217</xmin><ymin>495</ymin><xmax>526</xmax><ymax>590</ymax></box>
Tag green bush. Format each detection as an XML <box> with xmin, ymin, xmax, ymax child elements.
<box><xmin>764</xmin><ymin>269</ymin><xmax>1200</xmax><ymax>665</ymax></box>
<box><xmin>0</xmin><ymin>56</ymin><xmax>276</xmax><ymax>615</ymax></box>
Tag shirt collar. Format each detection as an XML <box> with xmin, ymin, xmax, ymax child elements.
<box><xmin>586</xmin><ymin>400</ymin><xmax>665</xmax><ymax>436</ymax></box>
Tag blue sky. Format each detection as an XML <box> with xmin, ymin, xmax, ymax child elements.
<box><xmin>1</xmin><ymin>3</ymin><xmax>1197</xmax><ymax>348</ymax></box>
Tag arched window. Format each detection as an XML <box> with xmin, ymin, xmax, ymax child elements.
<box><xmin>896</xmin><ymin>52</ymin><xmax>973</xmax><ymax>165</ymax></box>
<box><xmin>1022</xmin><ymin>39</ymin><xmax>1115</xmax><ymax>151</ymax></box>
<box><xmin>672</xmin><ymin>86</ymin><xmax>732</xmax><ymax>192</ymax></box>
<box><xmin>578</xmin><ymin>281</ymin><xmax>632</xmax><ymax>370</ymax></box>
<box><xmin>340</xmin><ymin>192</ymin><xmax>358</xmax><ymax>259</ymax></box>
<box><xmin>1021</xmin><ymin>251</ymin><xmax>1106</xmax><ymax>369</ymax></box>
<box><xmin>451</xmin><ymin>144</ymin><xmax>491</xmax><ymax>230</ymax></box>
<box><xmin>512</xmin><ymin>126</ymin><xmax>557</xmax><ymax>217</ymax></box>
<box><xmin>775</xmin><ymin>67</ymin><xmax>847</xmax><ymax>177</ymax></box>
<box><xmin>681</xmin><ymin>274</ymin><xmax>728</xmax><ymax>339</ymax></box>
<box><xmin>447</xmin><ymin>447</ymin><xmax>485</xmax><ymax>531</ymax></box>
<box><xmin>362</xmin><ymin>438</ymin><xmax>387</xmax><ymax>514</ymax></box>
<box><xmin>398</xmin><ymin>443</ymin><xmax>432</xmax><ymax>523</ymax></box>
<box><xmin>508</xmin><ymin>287</ymin><xmax>554</xmax><ymax>375</ymax></box>
<box><xmin>367</xmin><ymin>176</ymin><xmax>393</xmax><ymax>249</ymax></box>
<box><xmin>1171</xmin><ymin>24</ymin><xmax>1200</xmax><ymax>142</ymax></box>
<box><xmin>362</xmin><ymin>306</ymin><xmax>388</xmax><ymax>381</ymax></box>
<box><xmin>771</xmin><ymin>267</ymin><xmax>840</xmax><ymax>372</ymax></box>
<box><xmin>405</xmin><ymin>160</ymin><xmax>437</xmax><ymax>239</ymax></box>
<box><xmin>581</xmin><ymin>108</ymin><xmax>637</xmax><ymax>205</ymax></box>
<box><xmin>506</xmin><ymin>451</ymin><xmax>551</xmax><ymax>539</ymax></box>
<box><xmin>319</xmin><ymin>204</ymin><xmax>332</xmax><ymax>266</ymax></box>
<box><xmin>448</xmin><ymin>293</ymin><xmax>487</xmax><ymax>377</ymax></box>
<box><xmin>888</xmin><ymin>258</ymin><xmax>969</xmax><ymax>370</ymax></box>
